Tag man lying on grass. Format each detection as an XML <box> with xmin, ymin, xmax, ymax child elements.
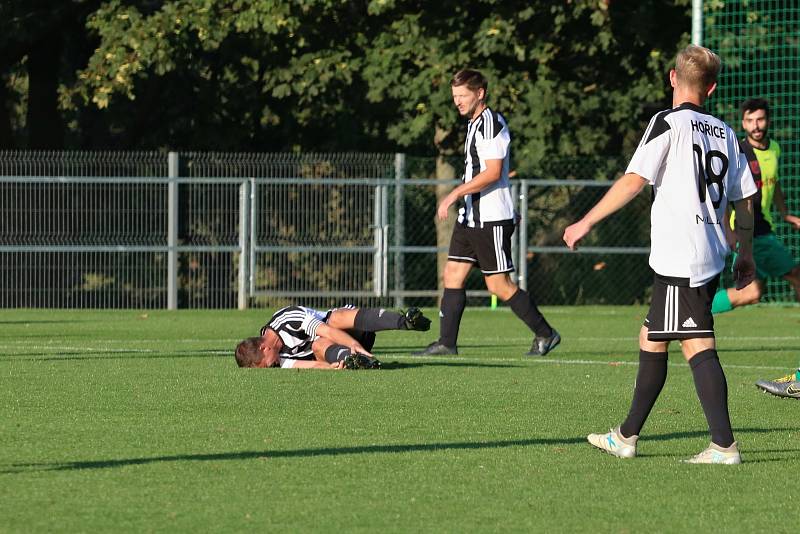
<box><xmin>234</xmin><ymin>305</ymin><xmax>430</xmax><ymax>370</ymax></box>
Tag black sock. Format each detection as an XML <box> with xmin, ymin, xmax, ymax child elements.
<box><xmin>324</xmin><ymin>344</ymin><xmax>351</xmax><ymax>363</ymax></box>
<box><xmin>507</xmin><ymin>289</ymin><xmax>552</xmax><ymax>337</ymax></box>
<box><xmin>439</xmin><ymin>288</ymin><xmax>466</xmax><ymax>348</ymax></box>
<box><xmin>620</xmin><ymin>350</ymin><xmax>668</xmax><ymax>438</ymax></box>
<box><xmin>690</xmin><ymin>349</ymin><xmax>735</xmax><ymax>448</ymax></box>
<box><xmin>354</xmin><ymin>308</ymin><xmax>404</xmax><ymax>331</ymax></box>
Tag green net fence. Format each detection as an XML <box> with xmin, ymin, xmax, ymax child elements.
<box><xmin>704</xmin><ymin>1</ymin><xmax>800</xmax><ymax>302</ymax></box>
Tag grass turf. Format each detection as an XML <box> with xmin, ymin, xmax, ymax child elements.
<box><xmin>1</xmin><ymin>305</ymin><xmax>799</xmax><ymax>532</ymax></box>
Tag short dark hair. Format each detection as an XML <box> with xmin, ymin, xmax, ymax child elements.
<box><xmin>235</xmin><ymin>337</ymin><xmax>264</xmax><ymax>368</ymax></box>
<box><xmin>740</xmin><ymin>98</ymin><xmax>770</xmax><ymax>119</ymax></box>
<box><xmin>451</xmin><ymin>69</ymin><xmax>488</xmax><ymax>94</ymax></box>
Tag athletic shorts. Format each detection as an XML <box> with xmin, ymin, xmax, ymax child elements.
<box><xmin>448</xmin><ymin>221</ymin><xmax>515</xmax><ymax>275</ymax></box>
<box><xmin>745</xmin><ymin>233</ymin><xmax>795</xmax><ymax>279</ymax></box>
<box><xmin>644</xmin><ymin>273</ymin><xmax>719</xmax><ymax>341</ymax></box>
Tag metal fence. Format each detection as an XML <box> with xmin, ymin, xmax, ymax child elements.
<box><xmin>0</xmin><ymin>151</ymin><xmax>794</xmax><ymax>309</ymax></box>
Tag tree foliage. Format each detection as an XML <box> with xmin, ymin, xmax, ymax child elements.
<box><xmin>2</xmin><ymin>0</ymin><xmax>691</xmax><ymax>166</ymax></box>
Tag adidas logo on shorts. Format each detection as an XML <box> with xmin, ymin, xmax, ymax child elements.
<box><xmin>682</xmin><ymin>317</ymin><xmax>698</xmax><ymax>328</ymax></box>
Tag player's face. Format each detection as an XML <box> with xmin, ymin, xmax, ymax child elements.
<box><xmin>255</xmin><ymin>345</ymin><xmax>279</xmax><ymax>368</ymax></box>
<box><xmin>451</xmin><ymin>85</ymin><xmax>484</xmax><ymax>119</ymax></box>
<box><xmin>255</xmin><ymin>330</ymin><xmax>282</xmax><ymax>368</ymax></box>
<box><xmin>742</xmin><ymin>108</ymin><xmax>769</xmax><ymax>143</ymax></box>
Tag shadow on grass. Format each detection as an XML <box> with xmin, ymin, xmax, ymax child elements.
<box><xmin>0</xmin><ymin>320</ymin><xmax>89</xmax><ymax>325</ymax></box>
<box><xmin>3</xmin><ymin>427</ymin><xmax>792</xmax><ymax>474</ymax></box>
<box><xmin>15</xmin><ymin>354</ymin><xmax>521</xmax><ymax>369</ymax></box>
<box><xmin>2</xmin><ymin>436</ymin><xmax>587</xmax><ymax>473</ymax></box>
<box><xmin>15</xmin><ymin>350</ymin><xmax>229</xmax><ymax>361</ymax></box>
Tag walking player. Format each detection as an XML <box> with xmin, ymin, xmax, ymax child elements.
<box><xmin>415</xmin><ymin>69</ymin><xmax>560</xmax><ymax>357</ymax></box>
<box><xmin>563</xmin><ymin>45</ymin><xmax>757</xmax><ymax>464</ymax></box>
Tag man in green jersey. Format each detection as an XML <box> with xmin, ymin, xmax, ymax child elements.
<box><xmin>710</xmin><ymin>98</ymin><xmax>800</xmax><ymax>398</ymax></box>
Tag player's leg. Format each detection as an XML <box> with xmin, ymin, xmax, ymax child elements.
<box><xmin>312</xmin><ymin>337</ymin><xmax>351</xmax><ymax>364</ymax></box>
<box><xmin>327</xmin><ymin>307</ymin><xmax>430</xmax><ymax>333</ymax></box>
<box><xmin>677</xmin><ymin>277</ymin><xmax>740</xmax><ymax>463</ymax></box>
<box><xmin>476</xmin><ymin>222</ymin><xmax>559</xmax><ymax>356</ymax></box>
<box><xmin>782</xmin><ymin>264</ymin><xmax>800</xmax><ymax>301</ymax></box>
<box><xmin>484</xmin><ymin>272</ymin><xmax>559</xmax><ymax>356</ymax></box>
<box><xmin>413</xmin><ymin>223</ymin><xmax>473</xmax><ymax>355</ymax></box>
<box><xmin>587</xmin><ymin>325</ymin><xmax>668</xmax><ymax>459</ymax></box>
<box><xmin>711</xmin><ymin>279</ymin><xmax>763</xmax><ymax>313</ymax></box>
<box><xmin>438</xmin><ymin>260</ymin><xmax>472</xmax><ymax>347</ymax></box>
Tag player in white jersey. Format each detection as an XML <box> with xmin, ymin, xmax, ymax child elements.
<box><xmin>564</xmin><ymin>45</ymin><xmax>757</xmax><ymax>464</ymax></box>
<box><xmin>234</xmin><ymin>305</ymin><xmax>430</xmax><ymax>369</ymax></box>
<box><xmin>414</xmin><ymin>69</ymin><xmax>560</xmax><ymax>358</ymax></box>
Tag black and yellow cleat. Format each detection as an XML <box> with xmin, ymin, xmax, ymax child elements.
<box><xmin>402</xmin><ymin>307</ymin><xmax>431</xmax><ymax>331</ymax></box>
<box><xmin>343</xmin><ymin>352</ymin><xmax>381</xmax><ymax>370</ymax></box>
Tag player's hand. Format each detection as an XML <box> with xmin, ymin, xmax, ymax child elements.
<box><xmin>732</xmin><ymin>252</ymin><xmax>756</xmax><ymax>290</ymax></box>
<box><xmin>350</xmin><ymin>343</ymin><xmax>373</xmax><ymax>358</ymax></box>
<box><xmin>563</xmin><ymin>220</ymin><xmax>591</xmax><ymax>250</ymax></box>
<box><xmin>785</xmin><ymin>214</ymin><xmax>800</xmax><ymax>230</ymax></box>
<box><xmin>331</xmin><ymin>360</ymin><xmax>345</xmax><ymax>370</ymax></box>
<box><xmin>437</xmin><ymin>193</ymin><xmax>456</xmax><ymax>221</ymax></box>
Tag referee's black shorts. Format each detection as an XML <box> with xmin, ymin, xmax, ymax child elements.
<box><xmin>644</xmin><ymin>273</ymin><xmax>719</xmax><ymax>341</ymax></box>
<box><xmin>447</xmin><ymin>221</ymin><xmax>515</xmax><ymax>275</ymax></box>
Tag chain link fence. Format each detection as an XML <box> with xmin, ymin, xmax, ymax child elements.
<box><xmin>0</xmin><ymin>149</ymin><xmax>795</xmax><ymax>309</ymax></box>
<box><xmin>703</xmin><ymin>0</ymin><xmax>800</xmax><ymax>301</ymax></box>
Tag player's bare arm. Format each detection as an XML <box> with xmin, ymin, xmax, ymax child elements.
<box><xmin>563</xmin><ymin>173</ymin><xmax>648</xmax><ymax>250</ymax></box>
<box><xmin>437</xmin><ymin>159</ymin><xmax>502</xmax><ymax>220</ymax></box>
<box><xmin>773</xmin><ymin>182</ymin><xmax>800</xmax><ymax>230</ymax></box>
<box><xmin>291</xmin><ymin>359</ymin><xmax>345</xmax><ymax>370</ymax></box>
<box><xmin>315</xmin><ymin>322</ymin><xmax>374</xmax><ymax>357</ymax></box>
<box><xmin>732</xmin><ymin>196</ymin><xmax>756</xmax><ymax>289</ymax></box>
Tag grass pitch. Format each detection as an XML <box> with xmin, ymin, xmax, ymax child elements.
<box><xmin>1</xmin><ymin>305</ymin><xmax>799</xmax><ymax>532</ymax></box>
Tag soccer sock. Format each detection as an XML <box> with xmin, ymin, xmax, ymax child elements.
<box><xmin>354</xmin><ymin>308</ymin><xmax>405</xmax><ymax>331</ymax></box>
<box><xmin>710</xmin><ymin>288</ymin><xmax>733</xmax><ymax>314</ymax></box>
<box><xmin>439</xmin><ymin>288</ymin><xmax>466</xmax><ymax>348</ymax></box>
<box><xmin>690</xmin><ymin>349</ymin><xmax>735</xmax><ymax>448</ymax></box>
<box><xmin>620</xmin><ymin>350</ymin><xmax>668</xmax><ymax>438</ymax></box>
<box><xmin>507</xmin><ymin>289</ymin><xmax>553</xmax><ymax>338</ymax></box>
<box><xmin>795</xmin><ymin>368</ymin><xmax>800</xmax><ymax>381</ymax></box>
<box><xmin>324</xmin><ymin>344</ymin><xmax>351</xmax><ymax>363</ymax></box>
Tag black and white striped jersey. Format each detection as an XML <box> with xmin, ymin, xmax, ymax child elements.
<box><xmin>458</xmin><ymin>107</ymin><xmax>515</xmax><ymax>228</ymax></box>
<box><xmin>260</xmin><ymin>305</ymin><xmax>327</xmax><ymax>358</ymax></box>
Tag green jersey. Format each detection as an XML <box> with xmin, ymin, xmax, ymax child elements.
<box><xmin>752</xmin><ymin>138</ymin><xmax>781</xmax><ymax>231</ymax></box>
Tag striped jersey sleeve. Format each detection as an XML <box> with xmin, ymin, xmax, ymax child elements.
<box><xmin>260</xmin><ymin>305</ymin><xmax>325</xmax><ymax>356</ymax></box>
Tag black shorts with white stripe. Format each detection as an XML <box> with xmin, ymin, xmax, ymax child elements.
<box><xmin>644</xmin><ymin>273</ymin><xmax>719</xmax><ymax>341</ymax></box>
<box><xmin>447</xmin><ymin>221</ymin><xmax>515</xmax><ymax>275</ymax></box>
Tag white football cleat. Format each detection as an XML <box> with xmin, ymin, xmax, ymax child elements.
<box><xmin>587</xmin><ymin>426</ymin><xmax>638</xmax><ymax>459</ymax></box>
<box><xmin>684</xmin><ymin>442</ymin><xmax>741</xmax><ymax>465</ymax></box>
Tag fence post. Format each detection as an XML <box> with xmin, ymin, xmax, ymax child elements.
<box><xmin>511</xmin><ymin>182</ymin><xmax>519</xmax><ymax>285</ymax></box>
<box><xmin>167</xmin><ymin>152</ymin><xmax>179</xmax><ymax>310</ymax></box>
<box><xmin>238</xmin><ymin>179</ymin><xmax>251</xmax><ymax>310</ymax></box>
<box><xmin>373</xmin><ymin>183</ymin><xmax>382</xmax><ymax>297</ymax></box>
<box><xmin>394</xmin><ymin>153</ymin><xmax>406</xmax><ymax>308</ymax></box>
<box><xmin>249</xmin><ymin>178</ymin><xmax>257</xmax><ymax>296</ymax></box>
<box><xmin>518</xmin><ymin>180</ymin><xmax>528</xmax><ymax>292</ymax></box>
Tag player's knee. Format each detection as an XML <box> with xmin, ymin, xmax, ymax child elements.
<box><xmin>485</xmin><ymin>275</ymin><xmax>516</xmax><ymax>300</ymax></box>
<box><xmin>443</xmin><ymin>263</ymin><xmax>468</xmax><ymax>286</ymax></box>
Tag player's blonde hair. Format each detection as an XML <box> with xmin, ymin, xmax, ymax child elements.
<box><xmin>675</xmin><ymin>45</ymin><xmax>721</xmax><ymax>92</ymax></box>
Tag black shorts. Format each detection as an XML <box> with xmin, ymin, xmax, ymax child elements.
<box><xmin>644</xmin><ymin>274</ymin><xmax>719</xmax><ymax>341</ymax></box>
<box><xmin>448</xmin><ymin>221</ymin><xmax>515</xmax><ymax>274</ymax></box>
